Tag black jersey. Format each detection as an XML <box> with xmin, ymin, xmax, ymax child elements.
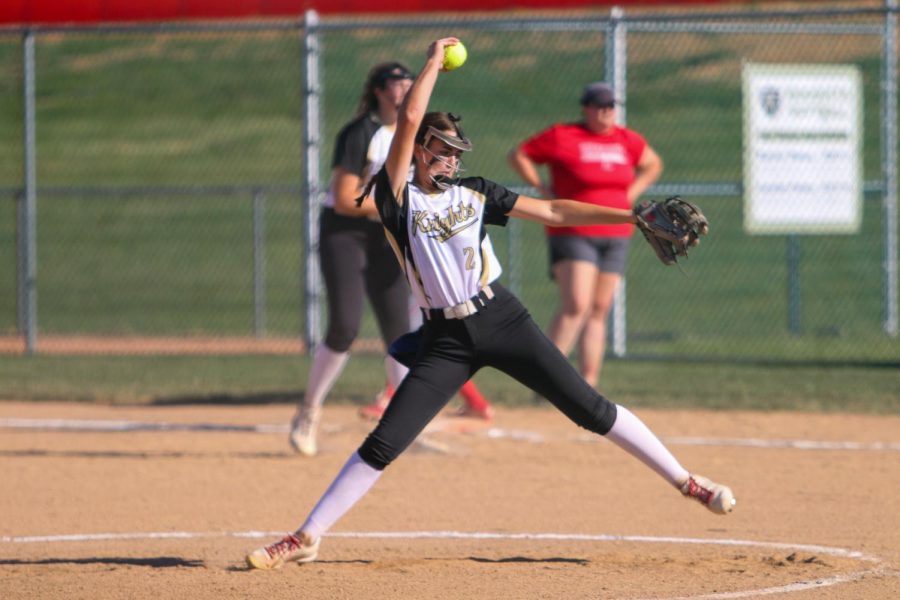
<box><xmin>323</xmin><ymin>113</ymin><xmax>395</xmax><ymax>210</ymax></box>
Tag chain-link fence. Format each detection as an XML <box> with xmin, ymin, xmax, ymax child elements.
<box><xmin>2</xmin><ymin>2</ymin><xmax>899</xmax><ymax>364</ymax></box>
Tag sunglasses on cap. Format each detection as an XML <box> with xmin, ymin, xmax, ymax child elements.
<box><xmin>375</xmin><ymin>65</ymin><xmax>415</xmax><ymax>87</ymax></box>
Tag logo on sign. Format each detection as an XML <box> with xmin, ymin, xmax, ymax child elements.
<box><xmin>760</xmin><ymin>87</ymin><xmax>780</xmax><ymax>116</ymax></box>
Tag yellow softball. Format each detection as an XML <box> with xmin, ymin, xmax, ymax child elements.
<box><xmin>443</xmin><ymin>42</ymin><xmax>467</xmax><ymax>71</ymax></box>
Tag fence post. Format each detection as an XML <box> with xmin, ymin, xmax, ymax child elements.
<box><xmin>883</xmin><ymin>0</ymin><xmax>899</xmax><ymax>337</ymax></box>
<box><xmin>607</xmin><ymin>6</ymin><xmax>628</xmax><ymax>358</ymax></box>
<box><xmin>506</xmin><ymin>220</ymin><xmax>521</xmax><ymax>297</ymax></box>
<box><xmin>252</xmin><ymin>188</ymin><xmax>267</xmax><ymax>338</ymax></box>
<box><xmin>22</xmin><ymin>29</ymin><xmax>38</xmax><ymax>355</ymax></box>
<box><xmin>787</xmin><ymin>234</ymin><xmax>802</xmax><ymax>335</ymax></box>
<box><xmin>15</xmin><ymin>189</ymin><xmax>24</xmax><ymax>334</ymax></box>
<box><xmin>303</xmin><ymin>10</ymin><xmax>323</xmax><ymax>351</ymax></box>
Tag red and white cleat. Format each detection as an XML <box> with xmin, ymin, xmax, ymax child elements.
<box><xmin>453</xmin><ymin>403</ymin><xmax>494</xmax><ymax>421</ymax></box>
<box><xmin>681</xmin><ymin>475</ymin><xmax>736</xmax><ymax>515</ymax></box>
<box><xmin>246</xmin><ymin>532</ymin><xmax>320</xmax><ymax>570</ymax></box>
<box><xmin>358</xmin><ymin>385</ymin><xmax>393</xmax><ymax>421</ymax></box>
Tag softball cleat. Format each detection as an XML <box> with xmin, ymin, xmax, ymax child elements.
<box><xmin>358</xmin><ymin>387</ymin><xmax>392</xmax><ymax>421</ymax></box>
<box><xmin>289</xmin><ymin>405</ymin><xmax>320</xmax><ymax>457</ymax></box>
<box><xmin>453</xmin><ymin>403</ymin><xmax>494</xmax><ymax>421</ymax></box>
<box><xmin>681</xmin><ymin>474</ymin><xmax>736</xmax><ymax>515</ymax></box>
<box><xmin>246</xmin><ymin>532</ymin><xmax>320</xmax><ymax>570</ymax></box>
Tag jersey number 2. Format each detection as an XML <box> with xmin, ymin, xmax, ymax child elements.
<box><xmin>463</xmin><ymin>247</ymin><xmax>476</xmax><ymax>271</ymax></box>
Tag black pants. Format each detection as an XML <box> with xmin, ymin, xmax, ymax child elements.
<box><xmin>358</xmin><ymin>283</ymin><xmax>618</xmax><ymax>470</ymax></box>
<box><xmin>319</xmin><ymin>208</ymin><xmax>410</xmax><ymax>352</ymax></box>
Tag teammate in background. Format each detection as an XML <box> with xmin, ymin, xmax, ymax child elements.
<box><xmin>249</xmin><ymin>38</ymin><xmax>734</xmax><ymax>568</ymax></box>
<box><xmin>508</xmin><ymin>83</ymin><xmax>662</xmax><ymax>388</ymax></box>
<box><xmin>290</xmin><ymin>62</ymin><xmax>492</xmax><ymax>457</ymax></box>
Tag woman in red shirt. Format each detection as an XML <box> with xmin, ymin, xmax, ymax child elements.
<box><xmin>508</xmin><ymin>83</ymin><xmax>662</xmax><ymax>388</ymax></box>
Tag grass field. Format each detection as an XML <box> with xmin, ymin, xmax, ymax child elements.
<box><xmin>1</xmin><ymin>353</ymin><xmax>898</xmax><ymax>414</ymax></box>
<box><xmin>0</xmin><ymin>16</ymin><xmax>898</xmax><ymax>371</ymax></box>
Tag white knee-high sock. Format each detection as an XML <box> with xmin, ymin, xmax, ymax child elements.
<box><xmin>303</xmin><ymin>344</ymin><xmax>350</xmax><ymax>410</ymax></box>
<box><xmin>384</xmin><ymin>356</ymin><xmax>408</xmax><ymax>391</ymax></box>
<box><xmin>605</xmin><ymin>405</ymin><xmax>690</xmax><ymax>488</ymax></box>
<box><xmin>299</xmin><ymin>452</ymin><xmax>382</xmax><ymax>540</ymax></box>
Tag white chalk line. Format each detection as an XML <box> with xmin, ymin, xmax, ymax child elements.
<box><xmin>0</xmin><ymin>417</ymin><xmax>287</xmax><ymax>434</ymax></box>
<box><xmin>2</xmin><ymin>417</ymin><xmax>899</xmax><ymax>452</ymax></box>
<box><xmin>0</xmin><ymin>529</ymin><xmax>890</xmax><ymax>599</ymax></box>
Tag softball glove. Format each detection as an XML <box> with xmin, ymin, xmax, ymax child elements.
<box><xmin>634</xmin><ymin>196</ymin><xmax>709</xmax><ymax>265</ymax></box>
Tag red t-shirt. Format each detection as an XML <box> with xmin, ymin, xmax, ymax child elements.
<box><xmin>520</xmin><ymin>122</ymin><xmax>647</xmax><ymax>237</ymax></box>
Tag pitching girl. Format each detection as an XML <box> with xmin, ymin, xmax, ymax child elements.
<box><xmin>290</xmin><ymin>61</ymin><xmax>493</xmax><ymax>457</ymax></box>
<box><xmin>248</xmin><ymin>38</ymin><xmax>734</xmax><ymax>569</ymax></box>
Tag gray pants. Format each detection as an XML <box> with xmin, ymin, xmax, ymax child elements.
<box><xmin>319</xmin><ymin>208</ymin><xmax>410</xmax><ymax>352</ymax></box>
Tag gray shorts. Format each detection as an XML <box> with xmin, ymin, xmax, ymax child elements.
<box><xmin>548</xmin><ymin>235</ymin><xmax>631</xmax><ymax>276</ymax></box>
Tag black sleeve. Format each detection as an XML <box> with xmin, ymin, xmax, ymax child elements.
<box><xmin>332</xmin><ymin>118</ymin><xmax>372</xmax><ymax>176</ymax></box>
<box><xmin>372</xmin><ymin>166</ymin><xmax>405</xmax><ymax>234</ymax></box>
<box><xmin>460</xmin><ymin>177</ymin><xmax>520</xmax><ymax>226</ymax></box>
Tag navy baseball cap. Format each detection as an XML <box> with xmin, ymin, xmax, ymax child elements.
<box><xmin>580</xmin><ymin>82</ymin><xmax>618</xmax><ymax>107</ymax></box>
<box><xmin>373</xmin><ymin>62</ymin><xmax>415</xmax><ymax>87</ymax></box>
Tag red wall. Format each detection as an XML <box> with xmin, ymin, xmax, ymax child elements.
<box><xmin>1</xmin><ymin>0</ymin><xmax>736</xmax><ymax>25</ymax></box>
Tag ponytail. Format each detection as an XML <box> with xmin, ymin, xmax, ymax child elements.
<box><xmin>354</xmin><ymin>178</ymin><xmax>378</xmax><ymax>208</ymax></box>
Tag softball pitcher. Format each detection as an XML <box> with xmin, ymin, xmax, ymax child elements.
<box><xmin>291</xmin><ymin>61</ymin><xmax>493</xmax><ymax>457</ymax></box>
<box><xmin>248</xmin><ymin>37</ymin><xmax>734</xmax><ymax>569</ymax></box>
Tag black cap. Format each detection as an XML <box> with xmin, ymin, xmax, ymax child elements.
<box><xmin>373</xmin><ymin>62</ymin><xmax>415</xmax><ymax>88</ymax></box>
<box><xmin>580</xmin><ymin>82</ymin><xmax>618</xmax><ymax>107</ymax></box>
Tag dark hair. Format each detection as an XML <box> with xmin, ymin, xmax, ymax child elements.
<box><xmin>356</xmin><ymin>62</ymin><xmax>414</xmax><ymax>116</ymax></box>
<box><xmin>355</xmin><ymin>112</ymin><xmax>468</xmax><ymax>207</ymax></box>
<box><xmin>415</xmin><ymin>112</ymin><xmax>467</xmax><ymax>146</ymax></box>
<box><xmin>580</xmin><ymin>82</ymin><xmax>617</xmax><ymax>108</ymax></box>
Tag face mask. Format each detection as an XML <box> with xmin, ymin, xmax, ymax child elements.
<box><xmin>423</xmin><ymin>147</ymin><xmax>466</xmax><ymax>190</ymax></box>
<box><xmin>421</xmin><ymin>125</ymin><xmax>472</xmax><ymax>190</ymax></box>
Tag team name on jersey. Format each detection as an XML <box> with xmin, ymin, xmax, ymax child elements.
<box><xmin>412</xmin><ymin>201</ymin><xmax>478</xmax><ymax>242</ymax></box>
<box><xmin>579</xmin><ymin>142</ymin><xmax>628</xmax><ymax>169</ymax></box>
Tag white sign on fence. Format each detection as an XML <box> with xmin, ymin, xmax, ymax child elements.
<box><xmin>743</xmin><ymin>63</ymin><xmax>862</xmax><ymax>234</ymax></box>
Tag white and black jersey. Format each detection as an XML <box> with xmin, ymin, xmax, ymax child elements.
<box><xmin>372</xmin><ymin>168</ymin><xmax>519</xmax><ymax>309</ymax></box>
<box><xmin>323</xmin><ymin>113</ymin><xmax>395</xmax><ymax>209</ymax></box>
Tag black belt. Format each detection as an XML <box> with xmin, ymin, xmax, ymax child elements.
<box><xmin>423</xmin><ymin>285</ymin><xmax>496</xmax><ymax>321</ymax></box>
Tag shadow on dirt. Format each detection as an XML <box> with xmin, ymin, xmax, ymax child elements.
<box><xmin>149</xmin><ymin>390</ymin><xmax>382</xmax><ymax>409</ymax></box>
<box><xmin>151</xmin><ymin>390</ymin><xmax>302</xmax><ymax>406</ymax></box>
<box><xmin>467</xmin><ymin>556</ymin><xmax>590</xmax><ymax>565</ymax></box>
<box><xmin>227</xmin><ymin>559</ymin><xmax>373</xmax><ymax>572</ymax></box>
<box><xmin>0</xmin><ymin>556</ymin><xmax>204</xmax><ymax>568</ymax></box>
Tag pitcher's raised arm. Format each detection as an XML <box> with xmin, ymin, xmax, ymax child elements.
<box><xmin>383</xmin><ymin>37</ymin><xmax>460</xmax><ymax>204</ymax></box>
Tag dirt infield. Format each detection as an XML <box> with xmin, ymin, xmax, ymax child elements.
<box><xmin>1</xmin><ymin>401</ymin><xmax>898</xmax><ymax>599</ymax></box>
